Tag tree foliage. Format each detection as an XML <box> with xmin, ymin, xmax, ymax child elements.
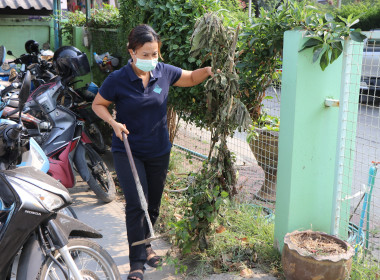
<box><xmin>237</xmin><ymin>0</ymin><xmax>366</xmax><ymax>121</ymax></box>
<box><xmin>59</xmin><ymin>4</ymin><xmax>121</xmax><ymax>44</ymax></box>
<box><xmin>336</xmin><ymin>0</ymin><xmax>380</xmax><ymax>31</ymax></box>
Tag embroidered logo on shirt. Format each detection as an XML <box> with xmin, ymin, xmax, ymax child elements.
<box><xmin>153</xmin><ymin>85</ymin><xmax>162</xmax><ymax>94</ymax></box>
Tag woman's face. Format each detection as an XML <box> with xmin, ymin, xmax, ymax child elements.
<box><xmin>130</xmin><ymin>41</ymin><xmax>159</xmax><ymax>61</ymax></box>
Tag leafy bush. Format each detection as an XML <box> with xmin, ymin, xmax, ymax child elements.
<box><xmin>237</xmin><ymin>0</ymin><xmax>366</xmax><ymax>121</ymax></box>
<box><xmin>60</xmin><ymin>10</ymin><xmax>86</xmax><ymax>44</ymax></box>
<box><xmin>60</xmin><ymin>4</ymin><xmax>121</xmax><ymax>44</ymax></box>
<box><xmin>217</xmin><ymin>0</ymin><xmax>250</xmax><ymax>24</ymax></box>
<box><xmin>87</xmin><ymin>4</ymin><xmax>121</xmax><ymax>29</ymax></box>
<box><xmin>336</xmin><ymin>0</ymin><xmax>380</xmax><ymax>31</ymax></box>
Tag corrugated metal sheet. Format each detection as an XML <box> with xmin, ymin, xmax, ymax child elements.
<box><xmin>0</xmin><ymin>0</ymin><xmax>53</xmax><ymax>10</ymax></box>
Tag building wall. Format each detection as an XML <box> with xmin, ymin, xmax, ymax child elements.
<box><xmin>0</xmin><ymin>17</ymin><xmax>54</xmax><ymax>58</ymax></box>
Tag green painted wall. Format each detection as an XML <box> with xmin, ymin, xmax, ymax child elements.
<box><xmin>274</xmin><ymin>30</ymin><xmax>346</xmax><ymax>251</ymax></box>
<box><xmin>0</xmin><ymin>17</ymin><xmax>54</xmax><ymax>58</ymax></box>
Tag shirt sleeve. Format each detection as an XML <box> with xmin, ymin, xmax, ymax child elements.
<box><xmin>163</xmin><ymin>63</ymin><xmax>182</xmax><ymax>86</ymax></box>
<box><xmin>99</xmin><ymin>71</ymin><xmax>117</xmax><ymax>102</ymax></box>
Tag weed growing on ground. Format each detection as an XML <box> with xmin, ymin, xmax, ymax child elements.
<box><xmin>350</xmin><ymin>248</ymin><xmax>380</xmax><ymax>279</ymax></box>
<box><xmin>207</xmin><ymin>203</ymin><xmax>282</xmax><ymax>276</ymax></box>
<box><xmin>157</xmin><ymin>188</ymin><xmax>283</xmax><ymax>278</ymax></box>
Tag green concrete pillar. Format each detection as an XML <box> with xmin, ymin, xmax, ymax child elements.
<box><xmin>72</xmin><ymin>27</ymin><xmax>92</xmax><ymax>87</ymax></box>
<box><xmin>273</xmin><ymin>30</ymin><xmax>363</xmax><ymax>251</ymax></box>
<box><xmin>49</xmin><ymin>19</ymin><xmax>55</xmax><ymax>50</ymax></box>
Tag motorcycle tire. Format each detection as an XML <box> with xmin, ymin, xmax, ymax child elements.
<box><xmin>58</xmin><ymin>206</ymin><xmax>78</xmax><ymax>219</ymax></box>
<box><xmin>85</xmin><ymin>144</ymin><xmax>116</xmax><ymax>203</ymax></box>
<box><xmin>84</xmin><ymin>122</ymin><xmax>106</xmax><ymax>154</ymax></box>
<box><xmin>38</xmin><ymin>238</ymin><xmax>121</xmax><ymax>280</ymax></box>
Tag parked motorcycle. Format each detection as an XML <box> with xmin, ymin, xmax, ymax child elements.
<box><xmin>3</xmin><ymin>47</ymin><xmax>116</xmax><ymax>202</ymax></box>
<box><xmin>22</xmin><ymin>46</ymin><xmax>116</xmax><ymax>203</ymax></box>
<box><xmin>0</xmin><ymin>46</ymin><xmax>78</xmax><ymax>219</ymax></box>
<box><xmin>0</xmin><ymin>70</ymin><xmax>121</xmax><ymax>280</ymax></box>
<box><xmin>60</xmin><ymin>81</ymin><xmax>106</xmax><ymax>154</ymax></box>
<box><xmin>1</xmin><ymin>40</ymin><xmax>106</xmax><ymax>154</ymax></box>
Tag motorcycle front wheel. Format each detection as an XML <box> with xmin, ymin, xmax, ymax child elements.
<box><xmin>38</xmin><ymin>238</ymin><xmax>121</xmax><ymax>280</ymax></box>
<box><xmin>85</xmin><ymin>144</ymin><xmax>116</xmax><ymax>203</ymax></box>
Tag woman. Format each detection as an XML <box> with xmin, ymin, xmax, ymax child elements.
<box><xmin>92</xmin><ymin>24</ymin><xmax>213</xmax><ymax>280</ymax></box>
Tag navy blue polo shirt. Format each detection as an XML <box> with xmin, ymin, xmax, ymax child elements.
<box><xmin>99</xmin><ymin>61</ymin><xmax>182</xmax><ymax>158</ymax></box>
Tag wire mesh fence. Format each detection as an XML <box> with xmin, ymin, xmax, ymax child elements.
<box><xmin>336</xmin><ymin>31</ymin><xmax>380</xmax><ymax>269</ymax></box>
<box><xmin>170</xmin><ymin>83</ymin><xmax>281</xmax><ymax>206</ymax></box>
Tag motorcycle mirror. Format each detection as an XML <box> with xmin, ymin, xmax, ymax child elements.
<box><xmin>18</xmin><ymin>71</ymin><xmax>31</xmax><ymax>111</ymax></box>
<box><xmin>0</xmin><ymin>46</ymin><xmax>5</xmax><ymax>67</ymax></box>
<box><xmin>7</xmin><ymin>50</ymin><xmax>13</xmax><ymax>56</ymax></box>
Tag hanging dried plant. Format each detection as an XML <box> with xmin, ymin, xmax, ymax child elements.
<box><xmin>172</xmin><ymin>12</ymin><xmax>252</xmax><ymax>253</ymax></box>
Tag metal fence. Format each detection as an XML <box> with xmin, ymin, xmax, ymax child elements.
<box><xmin>335</xmin><ymin>31</ymin><xmax>380</xmax><ymax>267</ymax></box>
<box><xmin>171</xmin><ymin>84</ymin><xmax>281</xmax><ymax>207</ymax></box>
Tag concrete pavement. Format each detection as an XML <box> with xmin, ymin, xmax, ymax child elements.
<box><xmin>68</xmin><ymin>151</ymin><xmax>278</xmax><ymax>280</ymax></box>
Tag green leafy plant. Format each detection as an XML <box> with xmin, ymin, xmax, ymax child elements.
<box><xmin>336</xmin><ymin>0</ymin><xmax>380</xmax><ymax>32</ymax></box>
<box><xmin>299</xmin><ymin>11</ymin><xmax>366</xmax><ymax>71</ymax></box>
<box><xmin>58</xmin><ymin>10</ymin><xmax>86</xmax><ymax>44</ymax></box>
<box><xmin>238</xmin><ymin>0</ymin><xmax>367</xmax><ymax>122</ymax></box>
<box><xmin>238</xmin><ymin>1</ymin><xmax>293</xmax><ymax>121</ymax></box>
<box><xmin>58</xmin><ymin>4</ymin><xmax>121</xmax><ymax>45</ymax></box>
<box><xmin>87</xmin><ymin>4</ymin><xmax>121</xmax><ymax>29</ymax></box>
<box><xmin>247</xmin><ymin>111</ymin><xmax>280</xmax><ymax>142</ymax></box>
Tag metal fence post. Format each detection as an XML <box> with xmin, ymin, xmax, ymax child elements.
<box><xmin>331</xmin><ymin>39</ymin><xmax>364</xmax><ymax>238</ymax></box>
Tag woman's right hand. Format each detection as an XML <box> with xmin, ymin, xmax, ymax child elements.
<box><xmin>110</xmin><ymin>120</ymin><xmax>129</xmax><ymax>141</ymax></box>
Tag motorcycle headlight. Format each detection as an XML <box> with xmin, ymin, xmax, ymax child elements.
<box><xmin>7</xmin><ymin>176</ymin><xmax>65</xmax><ymax>211</ymax></box>
<box><xmin>25</xmin><ymin>184</ymin><xmax>64</xmax><ymax>211</ymax></box>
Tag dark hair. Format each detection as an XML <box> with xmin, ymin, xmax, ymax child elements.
<box><xmin>127</xmin><ymin>24</ymin><xmax>163</xmax><ymax>59</ymax></box>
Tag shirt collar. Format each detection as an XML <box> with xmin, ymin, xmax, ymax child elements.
<box><xmin>126</xmin><ymin>60</ymin><xmax>162</xmax><ymax>82</ymax></box>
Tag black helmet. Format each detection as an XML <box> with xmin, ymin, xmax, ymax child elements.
<box><xmin>53</xmin><ymin>46</ymin><xmax>90</xmax><ymax>79</ymax></box>
<box><xmin>25</xmin><ymin>40</ymin><xmax>39</xmax><ymax>54</ymax></box>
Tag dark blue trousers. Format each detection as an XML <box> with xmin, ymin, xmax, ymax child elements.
<box><xmin>113</xmin><ymin>151</ymin><xmax>170</xmax><ymax>265</ymax></box>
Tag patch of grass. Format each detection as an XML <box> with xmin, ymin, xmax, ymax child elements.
<box><xmin>156</xmin><ymin>174</ymin><xmax>189</xmax><ymax>235</ymax></box>
<box><xmin>157</xmin><ymin>192</ymin><xmax>283</xmax><ymax>278</ymax></box>
<box><xmin>206</xmin><ymin>203</ymin><xmax>282</xmax><ymax>277</ymax></box>
<box><xmin>350</xmin><ymin>250</ymin><xmax>380</xmax><ymax>279</ymax></box>
<box><xmin>168</xmin><ymin>149</ymin><xmax>203</xmax><ymax>175</ymax></box>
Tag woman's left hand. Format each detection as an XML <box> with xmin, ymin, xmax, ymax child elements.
<box><xmin>206</xmin><ymin>66</ymin><xmax>221</xmax><ymax>77</ymax></box>
<box><xmin>205</xmin><ymin>66</ymin><xmax>213</xmax><ymax>77</ymax></box>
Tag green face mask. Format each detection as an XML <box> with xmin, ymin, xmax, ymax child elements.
<box><xmin>135</xmin><ymin>57</ymin><xmax>158</xmax><ymax>72</ymax></box>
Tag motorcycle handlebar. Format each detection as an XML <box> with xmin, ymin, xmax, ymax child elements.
<box><xmin>10</xmin><ymin>54</ymin><xmax>38</xmax><ymax>66</ymax></box>
<box><xmin>4</xmin><ymin>124</ymin><xmax>23</xmax><ymax>142</ymax></box>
